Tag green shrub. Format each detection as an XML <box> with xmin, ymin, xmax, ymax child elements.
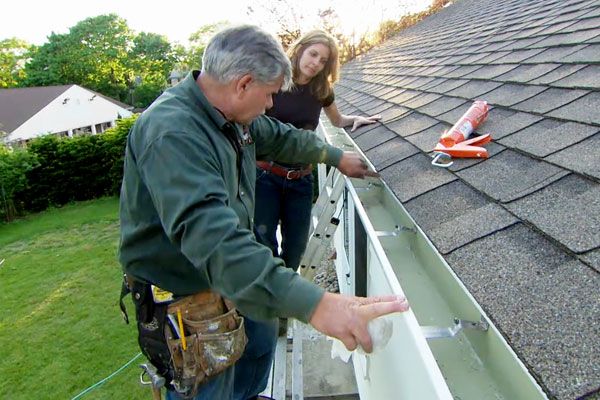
<box><xmin>10</xmin><ymin>114</ymin><xmax>137</xmax><ymax>217</ymax></box>
<box><xmin>0</xmin><ymin>145</ymin><xmax>39</xmax><ymax>221</ymax></box>
<box><xmin>101</xmin><ymin>115</ymin><xmax>136</xmax><ymax>195</ymax></box>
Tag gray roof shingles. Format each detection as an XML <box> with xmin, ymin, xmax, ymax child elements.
<box><xmin>547</xmin><ymin>132</ymin><xmax>600</xmax><ymax>180</ymax></box>
<box><xmin>447</xmin><ymin>224</ymin><xmax>600</xmax><ymax>400</ymax></box>
<box><xmin>386</xmin><ymin>112</ymin><xmax>439</xmax><ymax>137</ymax></box>
<box><xmin>548</xmin><ymin>91</ymin><xmax>600</xmax><ymax>124</ymax></box>
<box><xmin>379</xmin><ymin>153</ymin><xmax>457</xmax><ymax>202</ymax></box>
<box><xmin>335</xmin><ymin>0</ymin><xmax>600</xmax><ymax>398</ymax></box>
<box><xmin>512</xmin><ymin>87</ymin><xmax>590</xmax><ymax>114</ymax></box>
<box><xmin>506</xmin><ymin>174</ymin><xmax>600</xmax><ymax>253</ymax></box>
<box><xmin>498</xmin><ymin>119</ymin><xmax>599</xmax><ymax>157</ymax></box>
<box><xmin>364</xmin><ymin>137</ymin><xmax>420</xmax><ymax>171</ymax></box>
<box><xmin>456</xmin><ymin>149</ymin><xmax>569</xmax><ymax>202</ymax></box>
<box><xmin>404</xmin><ymin>180</ymin><xmax>518</xmax><ymax>254</ymax></box>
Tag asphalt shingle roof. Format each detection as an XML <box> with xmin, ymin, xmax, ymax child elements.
<box><xmin>334</xmin><ymin>0</ymin><xmax>600</xmax><ymax>398</ymax></box>
<box><xmin>0</xmin><ymin>85</ymin><xmax>133</xmax><ymax>135</ymax></box>
<box><xmin>0</xmin><ymin>85</ymin><xmax>72</xmax><ymax>133</ymax></box>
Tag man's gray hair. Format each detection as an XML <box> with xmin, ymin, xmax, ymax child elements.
<box><xmin>202</xmin><ymin>25</ymin><xmax>292</xmax><ymax>90</ymax></box>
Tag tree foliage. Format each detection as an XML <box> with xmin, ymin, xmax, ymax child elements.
<box><xmin>22</xmin><ymin>15</ymin><xmax>133</xmax><ymax>100</ymax></box>
<box><xmin>175</xmin><ymin>22</ymin><xmax>228</xmax><ymax>73</ymax></box>
<box><xmin>2</xmin><ymin>1</ymin><xmax>454</xmax><ymax>109</ymax></box>
<box><xmin>246</xmin><ymin>2</ymin><xmax>303</xmax><ymax>50</ymax></box>
<box><xmin>370</xmin><ymin>0</ymin><xmax>454</xmax><ymax>55</ymax></box>
<box><xmin>128</xmin><ymin>32</ymin><xmax>177</xmax><ymax>108</ymax></box>
<box><xmin>246</xmin><ymin>0</ymin><xmax>453</xmax><ymax>65</ymax></box>
<box><xmin>0</xmin><ymin>38</ymin><xmax>31</xmax><ymax>88</ymax></box>
<box><xmin>19</xmin><ymin>15</ymin><xmax>179</xmax><ymax>108</ymax></box>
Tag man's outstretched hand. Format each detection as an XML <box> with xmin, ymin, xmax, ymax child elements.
<box><xmin>309</xmin><ymin>292</ymin><xmax>410</xmax><ymax>353</ymax></box>
<box><xmin>337</xmin><ymin>152</ymin><xmax>380</xmax><ymax>179</ymax></box>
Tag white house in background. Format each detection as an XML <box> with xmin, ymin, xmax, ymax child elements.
<box><xmin>0</xmin><ymin>85</ymin><xmax>133</xmax><ymax>145</ymax></box>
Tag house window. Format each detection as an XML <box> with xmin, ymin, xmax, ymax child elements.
<box><xmin>13</xmin><ymin>139</ymin><xmax>30</xmax><ymax>148</ymax></box>
<box><xmin>73</xmin><ymin>126</ymin><xmax>92</xmax><ymax>136</ymax></box>
<box><xmin>54</xmin><ymin>131</ymin><xmax>68</xmax><ymax>138</ymax></box>
<box><xmin>95</xmin><ymin>122</ymin><xmax>113</xmax><ymax>134</ymax></box>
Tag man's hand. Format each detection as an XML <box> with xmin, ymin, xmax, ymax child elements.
<box><xmin>337</xmin><ymin>152</ymin><xmax>380</xmax><ymax>178</ymax></box>
<box><xmin>309</xmin><ymin>292</ymin><xmax>410</xmax><ymax>353</ymax></box>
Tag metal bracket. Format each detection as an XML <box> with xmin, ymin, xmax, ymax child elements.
<box><xmin>421</xmin><ymin>316</ymin><xmax>489</xmax><ymax>340</ymax></box>
<box><xmin>353</xmin><ymin>181</ymin><xmax>382</xmax><ymax>192</ymax></box>
<box><xmin>375</xmin><ymin>224</ymin><xmax>417</xmax><ymax>237</ymax></box>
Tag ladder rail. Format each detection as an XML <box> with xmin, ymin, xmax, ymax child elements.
<box><xmin>300</xmin><ymin>167</ymin><xmax>345</xmax><ymax>281</ymax></box>
<box><xmin>291</xmin><ymin>320</ymin><xmax>303</xmax><ymax>400</ymax></box>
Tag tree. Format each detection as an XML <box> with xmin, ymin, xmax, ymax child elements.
<box><xmin>131</xmin><ymin>32</ymin><xmax>176</xmax><ymax>77</ymax></box>
<box><xmin>0</xmin><ymin>38</ymin><xmax>31</xmax><ymax>88</ymax></box>
<box><xmin>277</xmin><ymin>28</ymin><xmax>302</xmax><ymax>51</ymax></box>
<box><xmin>128</xmin><ymin>32</ymin><xmax>177</xmax><ymax>107</ymax></box>
<box><xmin>246</xmin><ymin>1</ymin><xmax>303</xmax><ymax>50</ymax></box>
<box><xmin>370</xmin><ymin>0</ymin><xmax>453</xmax><ymax>53</ymax></box>
<box><xmin>318</xmin><ymin>8</ymin><xmax>349</xmax><ymax>58</ymax></box>
<box><xmin>20</xmin><ymin>14</ymin><xmax>184</xmax><ymax>108</ymax></box>
<box><xmin>176</xmin><ymin>22</ymin><xmax>228</xmax><ymax>73</ymax></box>
<box><xmin>22</xmin><ymin>14</ymin><xmax>134</xmax><ymax>102</ymax></box>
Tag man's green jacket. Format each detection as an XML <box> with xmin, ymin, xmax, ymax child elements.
<box><xmin>119</xmin><ymin>71</ymin><xmax>343</xmax><ymax>323</ymax></box>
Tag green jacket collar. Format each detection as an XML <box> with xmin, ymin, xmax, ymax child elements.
<box><xmin>183</xmin><ymin>70</ymin><xmax>230</xmax><ymax>131</ymax></box>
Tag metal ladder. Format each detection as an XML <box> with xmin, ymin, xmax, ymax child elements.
<box><xmin>299</xmin><ymin>167</ymin><xmax>345</xmax><ymax>282</ymax></box>
<box><xmin>261</xmin><ymin>167</ymin><xmax>346</xmax><ymax>400</ymax></box>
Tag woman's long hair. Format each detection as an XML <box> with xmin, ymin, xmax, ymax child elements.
<box><xmin>287</xmin><ymin>30</ymin><xmax>339</xmax><ymax>102</ymax></box>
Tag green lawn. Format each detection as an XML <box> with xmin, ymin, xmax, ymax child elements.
<box><xmin>0</xmin><ymin>197</ymin><xmax>152</xmax><ymax>399</ymax></box>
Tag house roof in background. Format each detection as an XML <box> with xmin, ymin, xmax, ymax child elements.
<box><xmin>334</xmin><ymin>0</ymin><xmax>600</xmax><ymax>398</ymax></box>
<box><xmin>0</xmin><ymin>85</ymin><xmax>72</xmax><ymax>133</ymax></box>
<box><xmin>0</xmin><ymin>85</ymin><xmax>133</xmax><ymax>134</ymax></box>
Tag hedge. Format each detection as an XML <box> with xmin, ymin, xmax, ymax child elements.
<box><xmin>0</xmin><ymin>115</ymin><xmax>138</xmax><ymax>222</ymax></box>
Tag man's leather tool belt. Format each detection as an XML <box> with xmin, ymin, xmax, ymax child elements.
<box><xmin>256</xmin><ymin>160</ymin><xmax>312</xmax><ymax>180</ymax></box>
<box><xmin>120</xmin><ymin>276</ymin><xmax>247</xmax><ymax>399</ymax></box>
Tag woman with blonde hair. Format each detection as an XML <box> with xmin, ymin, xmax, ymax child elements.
<box><xmin>254</xmin><ymin>30</ymin><xmax>380</xmax><ymax>276</ymax></box>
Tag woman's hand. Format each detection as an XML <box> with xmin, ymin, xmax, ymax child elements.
<box><xmin>350</xmin><ymin>114</ymin><xmax>381</xmax><ymax>132</ymax></box>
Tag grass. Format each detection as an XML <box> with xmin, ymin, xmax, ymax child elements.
<box><xmin>0</xmin><ymin>197</ymin><xmax>151</xmax><ymax>400</ymax></box>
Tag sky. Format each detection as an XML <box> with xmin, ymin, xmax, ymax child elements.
<box><xmin>1</xmin><ymin>0</ymin><xmax>431</xmax><ymax>46</ymax></box>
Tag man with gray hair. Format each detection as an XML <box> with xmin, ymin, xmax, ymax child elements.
<box><xmin>119</xmin><ymin>25</ymin><xmax>409</xmax><ymax>400</ymax></box>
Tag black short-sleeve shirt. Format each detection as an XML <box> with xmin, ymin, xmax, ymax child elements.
<box><xmin>266</xmin><ymin>84</ymin><xmax>335</xmax><ymax>131</ymax></box>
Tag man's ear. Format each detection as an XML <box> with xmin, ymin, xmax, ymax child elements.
<box><xmin>235</xmin><ymin>74</ymin><xmax>254</xmax><ymax>95</ymax></box>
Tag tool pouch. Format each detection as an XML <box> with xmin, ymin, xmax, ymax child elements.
<box><xmin>129</xmin><ymin>281</ymin><xmax>175</xmax><ymax>389</ymax></box>
<box><xmin>165</xmin><ymin>292</ymin><xmax>248</xmax><ymax>398</ymax></box>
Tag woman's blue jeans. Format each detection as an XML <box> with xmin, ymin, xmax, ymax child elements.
<box><xmin>166</xmin><ymin>317</ymin><xmax>278</xmax><ymax>400</ymax></box>
<box><xmin>254</xmin><ymin>169</ymin><xmax>314</xmax><ymax>271</ymax></box>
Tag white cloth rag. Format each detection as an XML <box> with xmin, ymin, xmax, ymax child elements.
<box><xmin>330</xmin><ymin>316</ymin><xmax>394</xmax><ymax>362</ymax></box>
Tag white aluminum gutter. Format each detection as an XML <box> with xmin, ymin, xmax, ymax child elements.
<box><xmin>313</xmin><ymin>120</ymin><xmax>548</xmax><ymax>400</ymax></box>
